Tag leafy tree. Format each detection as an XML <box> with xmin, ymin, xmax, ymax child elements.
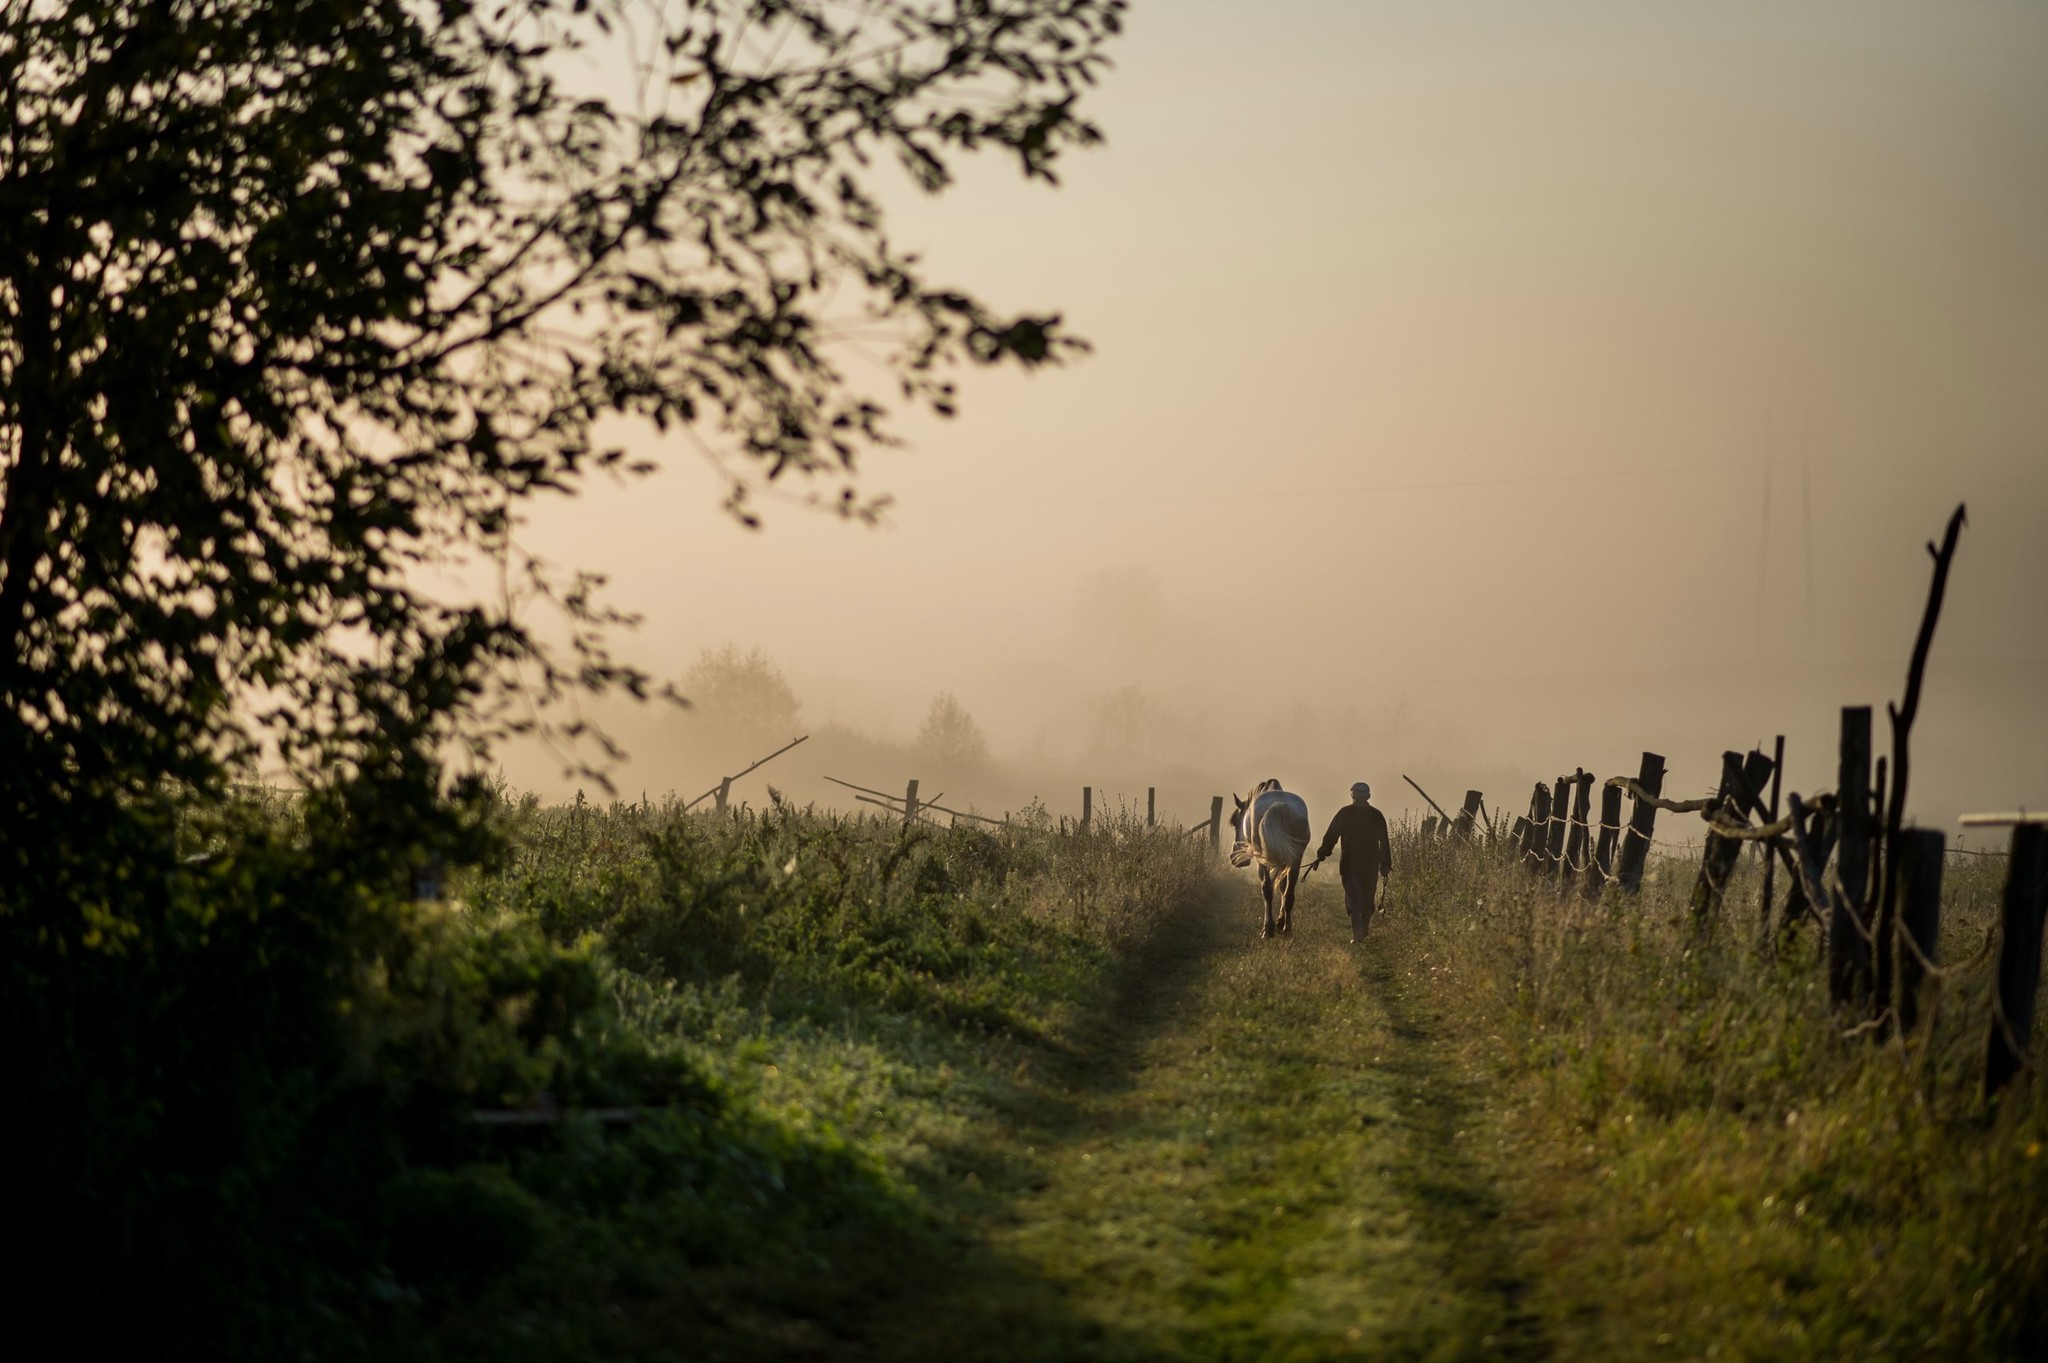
<box><xmin>0</xmin><ymin>0</ymin><xmax>1120</xmax><ymax>1351</ymax></box>
<box><xmin>684</xmin><ymin>643</ymin><xmax>801</xmax><ymax>748</ymax></box>
<box><xmin>0</xmin><ymin>0</ymin><xmax>1122</xmax><ymax>923</ymax></box>
<box><xmin>917</xmin><ymin>690</ymin><xmax>989</xmax><ymax>772</ymax></box>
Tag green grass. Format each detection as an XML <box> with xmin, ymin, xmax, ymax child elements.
<box><xmin>863</xmin><ymin>875</ymin><xmax>1547</xmax><ymax>1362</ymax></box>
<box><xmin>397</xmin><ymin>794</ymin><xmax>1216</xmax><ymax>1359</ymax></box>
<box><xmin>1381</xmin><ymin>832</ymin><xmax>2048</xmax><ymax>1361</ymax></box>
<box><xmin>407</xmin><ymin>799</ymin><xmax>1557</xmax><ymax>1360</ymax></box>
<box><xmin>155</xmin><ymin>787</ymin><xmax>2041</xmax><ymax>1359</ymax></box>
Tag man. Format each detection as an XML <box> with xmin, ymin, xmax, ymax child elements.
<box><xmin>1309</xmin><ymin>781</ymin><xmax>1393</xmax><ymax>943</ymax></box>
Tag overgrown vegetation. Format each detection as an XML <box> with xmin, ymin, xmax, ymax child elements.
<box><xmin>18</xmin><ymin>790</ymin><xmax>1205</xmax><ymax>1360</ymax></box>
<box><xmin>3</xmin><ymin>5</ymin><xmax>1130</xmax><ymax>1352</ymax></box>
<box><xmin>1380</xmin><ymin>828</ymin><xmax>2048</xmax><ymax>1359</ymax></box>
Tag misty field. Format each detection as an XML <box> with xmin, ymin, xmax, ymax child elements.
<box><xmin>103</xmin><ymin>791</ymin><xmax>2029</xmax><ymax>1361</ymax></box>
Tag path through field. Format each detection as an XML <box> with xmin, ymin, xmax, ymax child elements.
<box><xmin>858</xmin><ymin>876</ymin><xmax>1548</xmax><ymax>1362</ymax></box>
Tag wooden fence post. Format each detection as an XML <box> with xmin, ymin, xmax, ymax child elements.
<box><xmin>1831</xmin><ymin>706</ymin><xmax>1874</xmax><ymax>1007</ymax></box>
<box><xmin>1454</xmin><ymin>790</ymin><xmax>1483</xmax><ymax>840</ymax></box>
<box><xmin>1893</xmin><ymin>828</ymin><xmax>1944</xmax><ymax>1036</ymax></box>
<box><xmin>1545</xmin><ymin>776</ymin><xmax>1570</xmax><ymax>875</ymax></box>
<box><xmin>1560</xmin><ymin>769</ymin><xmax>1594</xmax><ymax>891</ymax></box>
<box><xmin>1758</xmin><ymin>734</ymin><xmax>1785</xmax><ymax>940</ymax></box>
<box><xmin>1614</xmin><ymin>752</ymin><xmax>1665</xmax><ymax>895</ymax></box>
<box><xmin>1081</xmin><ymin>785</ymin><xmax>1092</xmax><ymax>835</ymax></box>
<box><xmin>1986</xmin><ymin>824</ymin><xmax>2048</xmax><ymax>1097</ymax></box>
<box><xmin>1782</xmin><ymin>794</ymin><xmax>1835</xmax><ymax>934</ymax></box>
<box><xmin>1523</xmin><ymin>782</ymin><xmax>1553</xmax><ymax>873</ymax></box>
<box><xmin>1586</xmin><ymin>781</ymin><xmax>1624</xmax><ymax>902</ymax></box>
<box><xmin>1210</xmin><ymin>795</ymin><xmax>1224</xmax><ymax>859</ymax></box>
<box><xmin>1421</xmin><ymin>815</ymin><xmax>1440</xmax><ymax>839</ymax></box>
<box><xmin>903</xmin><ymin>779</ymin><xmax>920</xmax><ymax>827</ymax></box>
<box><xmin>1690</xmin><ymin>749</ymin><xmax>1775</xmax><ymax>927</ymax></box>
<box><xmin>1147</xmin><ymin>787</ymin><xmax>1156</xmax><ymax>828</ymax></box>
<box><xmin>715</xmin><ymin>776</ymin><xmax>732</xmax><ymax>813</ymax></box>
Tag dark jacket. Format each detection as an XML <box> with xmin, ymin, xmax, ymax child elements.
<box><xmin>1316</xmin><ymin>800</ymin><xmax>1392</xmax><ymax>879</ymax></box>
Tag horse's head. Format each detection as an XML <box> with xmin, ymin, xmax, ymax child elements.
<box><xmin>1232</xmin><ymin>791</ymin><xmax>1250</xmax><ymax>834</ymax></box>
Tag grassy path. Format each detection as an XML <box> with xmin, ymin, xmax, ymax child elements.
<box><xmin>858</xmin><ymin>876</ymin><xmax>1547</xmax><ymax>1362</ymax></box>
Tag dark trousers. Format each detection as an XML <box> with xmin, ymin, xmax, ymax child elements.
<box><xmin>1342</xmin><ymin>869</ymin><xmax>1377</xmax><ymax>937</ymax></box>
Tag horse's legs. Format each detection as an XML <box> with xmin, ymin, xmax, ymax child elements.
<box><xmin>1279</xmin><ymin>864</ymin><xmax>1298</xmax><ymax>934</ymax></box>
<box><xmin>1258</xmin><ymin>865</ymin><xmax>1276</xmax><ymax>938</ymax></box>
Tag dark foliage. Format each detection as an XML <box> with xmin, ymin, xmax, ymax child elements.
<box><xmin>0</xmin><ymin>1</ymin><xmax>1120</xmax><ymax>1354</ymax></box>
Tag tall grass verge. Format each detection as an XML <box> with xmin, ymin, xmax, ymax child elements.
<box><xmin>1380</xmin><ymin>827</ymin><xmax>2047</xmax><ymax>1359</ymax></box>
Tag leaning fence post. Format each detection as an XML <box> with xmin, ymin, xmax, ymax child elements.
<box><xmin>1690</xmin><ymin>749</ymin><xmax>1773</xmax><ymax>928</ymax></box>
<box><xmin>1147</xmin><ymin>787</ymin><xmax>1156</xmax><ymax>828</ymax></box>
<box><xmin>1081</xmin><ymin>785</ymin><xmax>1092</xmax><ymax>835</ymax></box>
<box><xmin>1421</xmin><ymin>815</ymin><xmax>1440</xmax><ymax>839</ymax></box>
<box><xmin>715</xmin><ymin>776</ymin><xmax>732</xmax><ymax>813</ymax></box>
<box><xmin>1831</xmin><ymin>706</ymin><xmax>1874</xmax><ymax>1007</ymax></box>
<box><xmin>1986</xmin><ymin>824</ymin><xmax>2048</xmax><ymax>1097</ymax></box>
<box><xmin>1614</xmin><ymin>752</ymin><xmax>1665</xmax><ymax>895</ymax></box>
<box><xmin>903</xmin><ymin>778</ymin><xmax>920</xmax><ymax>827</ymax></box>
<box><xmin>1893</xmin><ymin>828</ymin><xmax>1944</xmax><ymax>1036</ymax></box>
<box><xmin>1209</xmin><ymin>795</ymin><xmax>1224</xmax><ymax>859</ymax></box>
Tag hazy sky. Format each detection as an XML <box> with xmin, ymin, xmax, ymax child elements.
<box><xmin>504</xmin><ymin>0</ymin><xmax>2048</xmax><ymax>838</ymax></box>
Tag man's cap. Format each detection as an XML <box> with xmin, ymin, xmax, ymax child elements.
<box><xmin>1350</xmin><ymin>782</ymin><xmax>1371</xmax><ymax>798</ymax></box>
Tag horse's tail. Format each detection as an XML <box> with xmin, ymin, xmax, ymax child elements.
<box><xmin>1257</xmin><ymin>795</ymin><xmax>1310</xmax><ymax>869</ymax></box>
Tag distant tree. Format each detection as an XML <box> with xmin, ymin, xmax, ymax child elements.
<box><xmin>917</xmin><ymin>691</ymin><xmax>990</xmax><ymax>772</ymax></box>
<box><xmin>0</xmin><ymin>0</ymin><xmax>1122</xmax><ymax>928</ymax></box>
<box><xmin>684</xmin><ymin>645</ymin><xmax>801</xmax><ymax>748</ymax></box>
<box><xmin>1090</xmin><ymin>682</ymin><xmax>1157</xmax><ymax>760</ymax></box>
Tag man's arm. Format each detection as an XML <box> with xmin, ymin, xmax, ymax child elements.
<box><xmin>1376</xmin><ymin>809</ymin><xmax>1393</xmax><ymax>877</ymax></box>
<box><xmin>1314</xmin><ymin>809</ymin><xmax>1345</xmax><ymax>863</ymax></box>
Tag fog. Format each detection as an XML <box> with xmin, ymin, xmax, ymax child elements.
<box><xmin>492</xmin><ymin>1</ymin><xmax>2048</xmax><ymax>846</ymax></box>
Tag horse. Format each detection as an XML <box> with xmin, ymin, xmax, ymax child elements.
<box><xmin>1230</xmin><ymin>778</ymin><xmax>1310</xmax><ymax>939</ymax></box>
